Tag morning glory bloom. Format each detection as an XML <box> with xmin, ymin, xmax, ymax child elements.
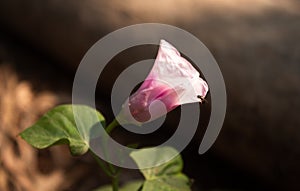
<box><xmin>117</xmin><ymin>40</ymin><xmax>208</xmax><ymax>125</ymax></box>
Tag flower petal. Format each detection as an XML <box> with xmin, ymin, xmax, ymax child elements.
<box><xmin>118</xmin><ymin>39</ymin><xmax>209</xmax><ymax>125</ymax></box>
<box><xmin>144</xmin><ymin>39</ymin><xmax>209</xmax><ymax>105</ymax></box>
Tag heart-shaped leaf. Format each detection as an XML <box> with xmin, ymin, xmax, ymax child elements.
<box><xmin>130</xmin><ymin>146</ymin><xmax>191</xmax><ymax>191</ymax></box>
<box><xmin>20</xmin><ymin>104</ymin><xmax>105</xmax><ymax>156</ymax></box>
<box><xmin>94</xmin><ymin>180</ymin><xmax>143</xmax><ymax>191</ymax></box>
<box><xmin>142</xmin><ymin>173</ymin><xmax>190</xmax><ymax>191</ymax></box>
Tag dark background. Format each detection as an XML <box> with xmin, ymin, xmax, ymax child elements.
<box><xmin>0</xmin><ymin>0</ymin><xmax>299</xmax><ymax>190</ymax></box>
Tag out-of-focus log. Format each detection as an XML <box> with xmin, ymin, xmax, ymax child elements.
<box><xmin>1</xmin><ymin>0</ymin><xmax>300</xmax><ymax>189</ymax></box>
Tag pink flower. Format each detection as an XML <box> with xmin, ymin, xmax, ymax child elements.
<box><xmin>117</xmin><ymin>40</ymin><xmax>208</xmax><ymax>125</ymax></box>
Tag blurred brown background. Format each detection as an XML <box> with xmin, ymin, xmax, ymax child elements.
<box><xmin>0</xmin><ymin>0</ymin><xmax>300</xmax><ymax>190</ymax></box>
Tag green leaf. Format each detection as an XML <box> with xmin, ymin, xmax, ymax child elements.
<box><xmin>20</xmin><ymin>104</ymin><xmax>105</xmax><ymax>156</ymax></box>
<box><xmin>130</xmin><ymin>146</ymin><xmax>191</xmax><ymax>191</ymax></box>
<box><xmin>130</xmin><ymin>146</ymin><xmax>183</xmax><ymax>179</ymax></box>
<box><xmin>94</xmin><ymin>180</ymin><xmax>143</xmax><ymax>191</ymax></box>
<box><xmin>143</xmin><ymin>174</ymin><xmax>190</xmax><ymax>191</ymax></box>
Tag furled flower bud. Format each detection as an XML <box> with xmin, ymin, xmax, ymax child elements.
<box><xmin>117</xmin><ymin>40</ymin><xmax>208</xmax><ymax>125</ymax></box>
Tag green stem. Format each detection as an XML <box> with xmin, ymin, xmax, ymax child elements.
<box><xmin>105</xmin><ymin>119</ymin><xmax>120</xmax><ymax>191</ymax></box>
<box><xmin>105</xmin><ymin>119</ymin><xmax>119</xmax><ymax>134</ymax></box>
<box><xmin>90</xmin><ymin>149</ymin><xmax>113</xmax><ymax>177</ymax></box>
<box><xmin>89</xmin><ymin>119</ymin><xmax>121</xmax><ymax>190</ymax></box>
<box><xmin>112</xmin><ymin>174</ymin><xmax>119</xmax><ymax>191</ymax></box>
<box><xmin>91</xmin><ymin>148</ymin><xmax>119</xmax><ymax>191</ymax></box>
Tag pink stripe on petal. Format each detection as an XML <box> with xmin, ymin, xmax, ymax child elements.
<box><xmin>118</xmin><ymin>39</ymin><xmax>209</xmax><ymax>125</ymax></box>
